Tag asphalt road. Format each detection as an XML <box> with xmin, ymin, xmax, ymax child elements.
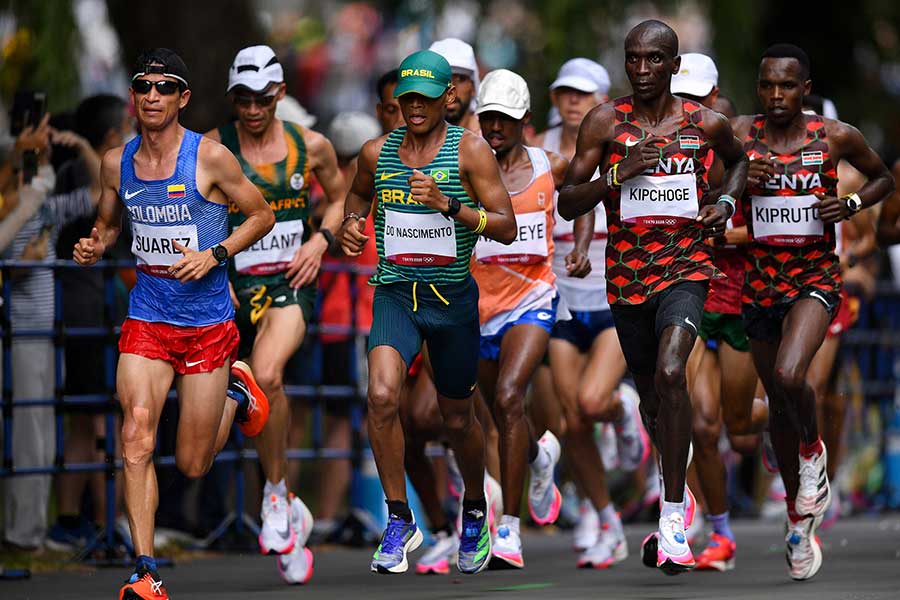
<box><xmin>5</xmin><ymin>517</ymin><xmax>900</xmax><ymax>599</ymax></box>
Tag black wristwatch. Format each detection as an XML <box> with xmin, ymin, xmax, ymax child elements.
<box><xmin>211</xmin><ymin>244</ymin><xmax>229</xmax><ymax>266</ymax></box>
<box><xmin>319</xmin><ymin>228</ymin><xmax>335</xmax><ymax>247</ymax></box>
<box><xmin>442</xmin><ymin>196</ymin><xmax>461</xmax><ymax>218</ymax></box>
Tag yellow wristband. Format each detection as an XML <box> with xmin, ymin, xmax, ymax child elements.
<box><xmin>474</xmin><ymin>208</ymin><xmax>487</xmax><ymax>235</ymax></box>
<box><xmin>611</xmin><ymin>162</ymin><xmax>622</xmax><ymax>188</ymax></box>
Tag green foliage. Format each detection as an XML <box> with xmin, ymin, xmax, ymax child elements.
<box><xmin>2</xmin><ymin>0</ymin><xmax>80</xmax><ymax>113</ymax></box>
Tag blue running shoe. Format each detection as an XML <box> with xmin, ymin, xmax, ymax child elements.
<box><xmin>457</xmin><ymin>506</ymin><xmax>492</xmax><ymax>574</ymax></box>
<box><xmin>371</xmin><ymin>515</ymin><xmax>423</xmax><ymax>574</ymax></box>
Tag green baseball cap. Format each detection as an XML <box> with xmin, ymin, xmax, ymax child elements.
<box><xmin>394</xmin><ymin>50</ymin><xmax>452</xmax><ymax>98</ymax></box>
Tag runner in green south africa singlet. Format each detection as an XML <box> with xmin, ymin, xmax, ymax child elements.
<box><xmin>372</xmin><ymin>124</ymin><xmax>480</xmax><ymax>285</ymax></box>
<box><xmin>218</xmin><ymin>120</ymin><xmax>312</xmax><ymax>290</ymax></box>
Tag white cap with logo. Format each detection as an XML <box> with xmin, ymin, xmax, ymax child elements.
<box><xmin>550</xmin><ymin>58</ymin><xmax>611</xmax><ymax>95</ymax></box>
<box><xmin>227</xmin><ymin>45</ymin><xmax>284</xmax><ymax>93</ymax></box>
<box><xmin>428</xmin><ymin>38</ymin><xmax>480</xmax><ymax>91</ymax></box>
<box><xmin>671</xmin><ymin>53</ymin><xmax>719</xmax><ymax>98</ymax></box>
<box><xmin>476</xmin><ymin>69</ymin><xmax>530</xmax><ymax>120</ymax></box>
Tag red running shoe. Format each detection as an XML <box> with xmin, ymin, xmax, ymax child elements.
<box><xmin>231</xmin><ymin>360</ymin><xmax>270</xmax><ymax>437</ymax></box>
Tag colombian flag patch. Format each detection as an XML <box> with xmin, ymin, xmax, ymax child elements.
<box><xmin>167</xmin><ymin>184</ymin><xmax>186</xmax><ymax>199</ymax></box>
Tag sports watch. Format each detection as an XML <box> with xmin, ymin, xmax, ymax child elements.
<box><xmin>442</xmin><ymin>196</ymin><xmax>462</xmax><ymax>218</ymax></box>
<box><xmin>842</xmin><ymin>193</ymin><xmax>862</xmax><ymax>217</ymax></box>
<box><xmin>211</xmin><ymin>244</ymin><xmax>229</xmax><ymax>266</ymax></box>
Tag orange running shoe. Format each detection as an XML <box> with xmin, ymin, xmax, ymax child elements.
<box><xmin>694</xmin><ymin>532</ymin><xmax>736</xmax><ymax>572</ymax></box>
<box><xmin>119</xmin><ymin>568</ymin><xmax>168</xmax><ymax>599</ymax></box>
<box><xmin>230</xmin><ymin>360</ymin><xmax>270</xmax><ymax>437</ymax></box>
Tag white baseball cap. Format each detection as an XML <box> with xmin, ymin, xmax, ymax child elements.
<box><xmin>550</xmin><ymin>58</ymin><xmax>611</xmax><ymax>95</ymax></box>
<box><xmin>428</xmin><ymin>38</ymin><xmax>480</xmax><ymax>91</ymax></box>
<box><xmin>227</xmin><ymin>45</ymin><xmax>284</xmax><ymax>93</ymax></box>
<box><xmin>671</xmin><ymin>53</ymin><xmax>719</xmax><ymax>98</ymax></box>
<box><xmin>476</xmin><ymin>69</ymin><xmax>530</xmax><ymax>120</ymax></box>
<box><xmin>329</xmin><ymin>112</ymin><xmax>381</xmax><ymax>159</ymax></box>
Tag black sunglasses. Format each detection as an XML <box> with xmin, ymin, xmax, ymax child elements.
<box><xmin>232</xmin><ymin>92</ymin><xmax>278</xmax><ymax>108</ymax></box>
<box><xmin>131</xmin><ymin>79</ymin><xmax>182</xmax><ymax>95</ymax></box>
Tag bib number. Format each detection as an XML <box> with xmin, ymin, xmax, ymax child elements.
<box><xmin>476</xmin><ymin>211</ymin><xmax>548</xmax><ymax>264</ymax></box>
<box><xmin>620</xmin><ymin>173</ymin><xmax>699</xmax><ymax>226</ymax></box>
<box><xmin>234</xmin><ymin>220</ymin><xmax>305</xmax><ymax>275</ymax></box>
<box><xmin>383</xmin><ymin>209</ymin><xmax>457</xmax><ymax>266</ymax></box>
<box><xmin>751</xmin><ymin>195</ymin><xmax>823</xmax><ymax>246</ymax></box>
<box><xmin>132</xmin><ymin>223</ymin><xmax>199</xmax><ymax>277</ymax></box>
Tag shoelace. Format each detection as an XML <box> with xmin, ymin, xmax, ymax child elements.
<box><xmin>798</xmin><ymin>458</ymin><xmax>820</xmax><ymax>496</ymax></box>
<box><xmin>380</xmin><ymin>516</ymin><xmax>410</xmax><ymax>554</ymax></box>
<box><xmin>149</xmin><ymin>577</ymin><xmax>163</xmax><ymax>595</ymax></box>
<box><xmin>665</xmin><ymin>514</ymin><xmax>686</xmax><ymax>544</ymax></box>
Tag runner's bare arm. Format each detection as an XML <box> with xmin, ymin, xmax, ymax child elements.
<box><xmin>696</xmin><ymin>110</ymin><xmax>748</xmax><ymax>229</ymax></box>
<box><xmin>548</xmin><ymin>150</ymin><xmax>591</xmax><ymax>277</ymax></box>
<box><xmin>558</xmin><ymin>105</ymin><xmax>613</xmax><ymax>220</ymax></box>
<box><xmin>815</xmin><ymin>119</ymin><xmax>895</xmax><ymax>223</ymax></box>
<box><xmin>74</xmin><ymin>148</ymin><xmax>124</xmax><ymax>265</ymax></box>
<box><xmin>457</xmin><ymin>132</ymin><xmax>516</xmax><ymax>244</ymax></box>
<box><xmin>284</xmin><ymin>130</ymin><xmax>346</xmax><ymax>287</ymax></box>
<box><xmin>338</xmin><ymin>137</ymin><xmax>384</xmax><ymax>256</ymax></box>
<box><xmin>876</xmin><ymin>160</ymin><xmax>900</xmax><ymax>246</ymax></box>
<box><xmin>842</xmin><ymin>209</ymin><xmax>877</xmax><ymax>269</ymax></box>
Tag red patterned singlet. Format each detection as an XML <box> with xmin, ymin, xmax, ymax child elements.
<box><xmin>741</xmin><ymin>113</ymin><xmax>841</xmax><ymax>307</ymax></box>
<box><xmin>605</xmin><ymin>96</ymin><xmax>718</xmax><ymax>305</ymax></box>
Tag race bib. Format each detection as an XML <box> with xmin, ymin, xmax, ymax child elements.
<box><xmin>751</xmin><ymin>194</ymin><xmax>823</xmax><ymax>246</ymax></box>
<box><xmin>132</xmin><ymin>223</ymin><xmax>199</xmax><ymax>276</ymax></box>
<box><xmin>620</xmin><ymin>173</ymin><xmax>699</xmax><ymax>226</ymax></box>
<box><xmin>476</xmin><ymin>211</ymin><xmax>548</xmax><ymax>265</ymax></box>
<box><xmin>383</xmin><ymin>209</ymin><xmax>457</xmax><ymax>266</ymax></box>
<box><xmin>234</xmin><ymin>220</ymin><xmax>304</xmax><ymax>275</ymax></box>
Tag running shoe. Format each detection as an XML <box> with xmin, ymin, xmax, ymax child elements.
<box><xmin>371</xmin><ymin>515</ymin><xmax>423</xmax><ymax>574</ymax></box>
<box><xmin>657</xmin><ymin>453</ymin><xmax>697</xmax><ymax>528</ymax></box>
<box><xmin>259</xmin><ymin>492</ymin><xmax>296</xmax><ymax>555</ymax></box>
<box><xmin>490</xmin><ymin>524</ymin><xmax>524</xmax><ymax>569</ymax></box>
<box><xmin>796</xmin><ymin>442</ymin><xmax>830</xmax><ymax>518</ymax></box>
<box><xmin>656</xmin><ymin>512</ymin><xmax>695</xmax><ymax>575</ymax></box>
<box><xmin>119</xmin><ymin>567</ymin><xmax>168</xmax><ymax>600</ymax></box>
<box><xmin>458</xmin><ymin>507</ymin><xmax>492</xmax><ymax>574</ymax></box>
<box><xmin>761</xmin><ymin>430</ymin><xmax>779</xmax><ymax>473</ymax></box>
<box><xmin>596</xmin><ymin>423</ymin><xmax>619</xmax><ymax>471</ymax></box>
<box><xmin>528</xmin><ymin>430</ymin><xmax>562</xmax><ymax>525</ymax></box>
<box><xmin>485</xmin><ymin>473</ymin><xmax>503</xmax><ymax>535</ymax></box>
<box><xmin>46</xmin><ymin>518</ymin><xmax>97</xmax><ymax>552</ymax></box>
<box><xmin>615</xmin><ymin>383</ymin><xmax>651</xmax><ymax>471</ymax></box>
<box><xmin>785</xmin><ymin>515</ymin><xmax>823</xmax><ymax>580</ymax></box>
<box><xmin>230</xmin><ymin>360</ymin><xmax>270</xmax><ymax>438</ymax></box>
<box><xmin>640</xmin><ymin>531</ymin><xmax>659</xmax><ymax>569</ymax></box>
<box><xmin>416</xmin><ymin>530</ymin><xmax>460</xmax><ymax>575</ymax></box>
<box><xmin>573</xmin><ymin>499</ymin><xmax>600</xmax><ymax>552</ymax></box>
<box><xmin>277</xmin><ymin>495</ymin><xmax>315</xmax><ymax>584</ymax></box>
<box><xmin>694</xmin><ymin>532</ymin><xmax>736</xmax><ymax>572</ymax></box>
<box><xmin>577</xmin><ymin>523</ymin><xmax>628</xmax><ymax>569</ymax></box>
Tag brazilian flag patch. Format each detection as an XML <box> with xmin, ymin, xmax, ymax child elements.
<box><xmin>430</xmin><ymin>169</ymin><xmax>449</xmax><ymax>183</ymax></box>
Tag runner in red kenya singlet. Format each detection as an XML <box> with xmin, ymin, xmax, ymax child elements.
<box><xmin>558</xmin><ymin>20</ymin><xmax>749</xmax><ymax>575</ymax></box>
<box><xmin>731</xmin><ymin>43</ymin><xmax>894</xmax><ymax>581</ymax></box>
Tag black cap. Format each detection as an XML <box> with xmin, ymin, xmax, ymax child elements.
<box><xmin>132</xmin><ymin>48</ymin><xmax>190</xmax><ymax>89</ymax></box>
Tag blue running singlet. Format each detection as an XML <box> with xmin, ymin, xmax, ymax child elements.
<box><xmin>120</xmin><ymin>129</ymin><xmax>233</xmax><ymax>326</ymax></box>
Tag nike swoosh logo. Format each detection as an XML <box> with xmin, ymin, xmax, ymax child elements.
<box><xmin>625</xmin><ymin>138</ymin><xmax>639</xmax><ymax>147</ymax></box>
<box><xmin>809</xmin><ymin>291</ymin><xmax>827</xmax><ymax>306</ymax></box>
<box><xmin>185</xmin><ymin>359</ymin><xmax>205</xmax><ymax>368</ymax></box>
<box><xmin>684</xmin><ymin>317</ymin><xmax>697</xmax><ymax>333</ymax></box>
<box><xmin>124</xmin><ymin>189</ymin><xmax>145</xmax><ymax>200</ymax></box>
<box><xmin>380</xmin><ymin>171</ymin><xmax>405</xmax><ymax>181</ymax></box>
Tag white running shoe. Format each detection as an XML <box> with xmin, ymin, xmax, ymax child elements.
<box><xmin>259</xmin><ymin>492</ymin><xmax>296</xmax><ymax>555</ymax></box>
<box><xmin>615</xmin><ymin>383</ymin><xmax>651</xmax><ymax>471</ymax></box>
<box><xmin>276</xmin><ymin>496</ymin><xmax>315</xmax><ymax>584</ymax></box>
<box><xmin>596</xmin><ymin>423</ymin><xmax>619</xmax><ymax>471</ymax></box>
<box><xmin>491</xmin><ymin>523</ymin><xmax>524</xmax><ymax>568</ymax></box>
<box><xmin>657</xmin><ymin>512</ymin><xmax>695</xmax><ymax>574</ymax></box>
<box><xmin>415</xmin><ymin>530</ymin><xmax>460</xmax><ymax>575</ymax></box>
<box><xmin>796</xmin><ymin>442</ymin><xmax>831</xmax><ymax>518</ymax></box>
<box><xmin>573</xmin><ymin>499</ymin><xmax>600</xmax><ymax>552</ymax></box>
<box><xmin>577</xmin><ymin>523</ymin><xmax>628</xmax><ymax>569</ymax></box>
<box><xmin>528</xmin><ymin>431</ymin><xmax>562</xmax><ymax>525</ymax></box>
<box><xmin>446</xmin><ymin>448</ymin><xmax>464</xmax><ymax>501</ymax></box>
<box><xmin>785</xmin><ymin>515</ymin><xmax>823</xmax><ymax>580</ymax></box>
